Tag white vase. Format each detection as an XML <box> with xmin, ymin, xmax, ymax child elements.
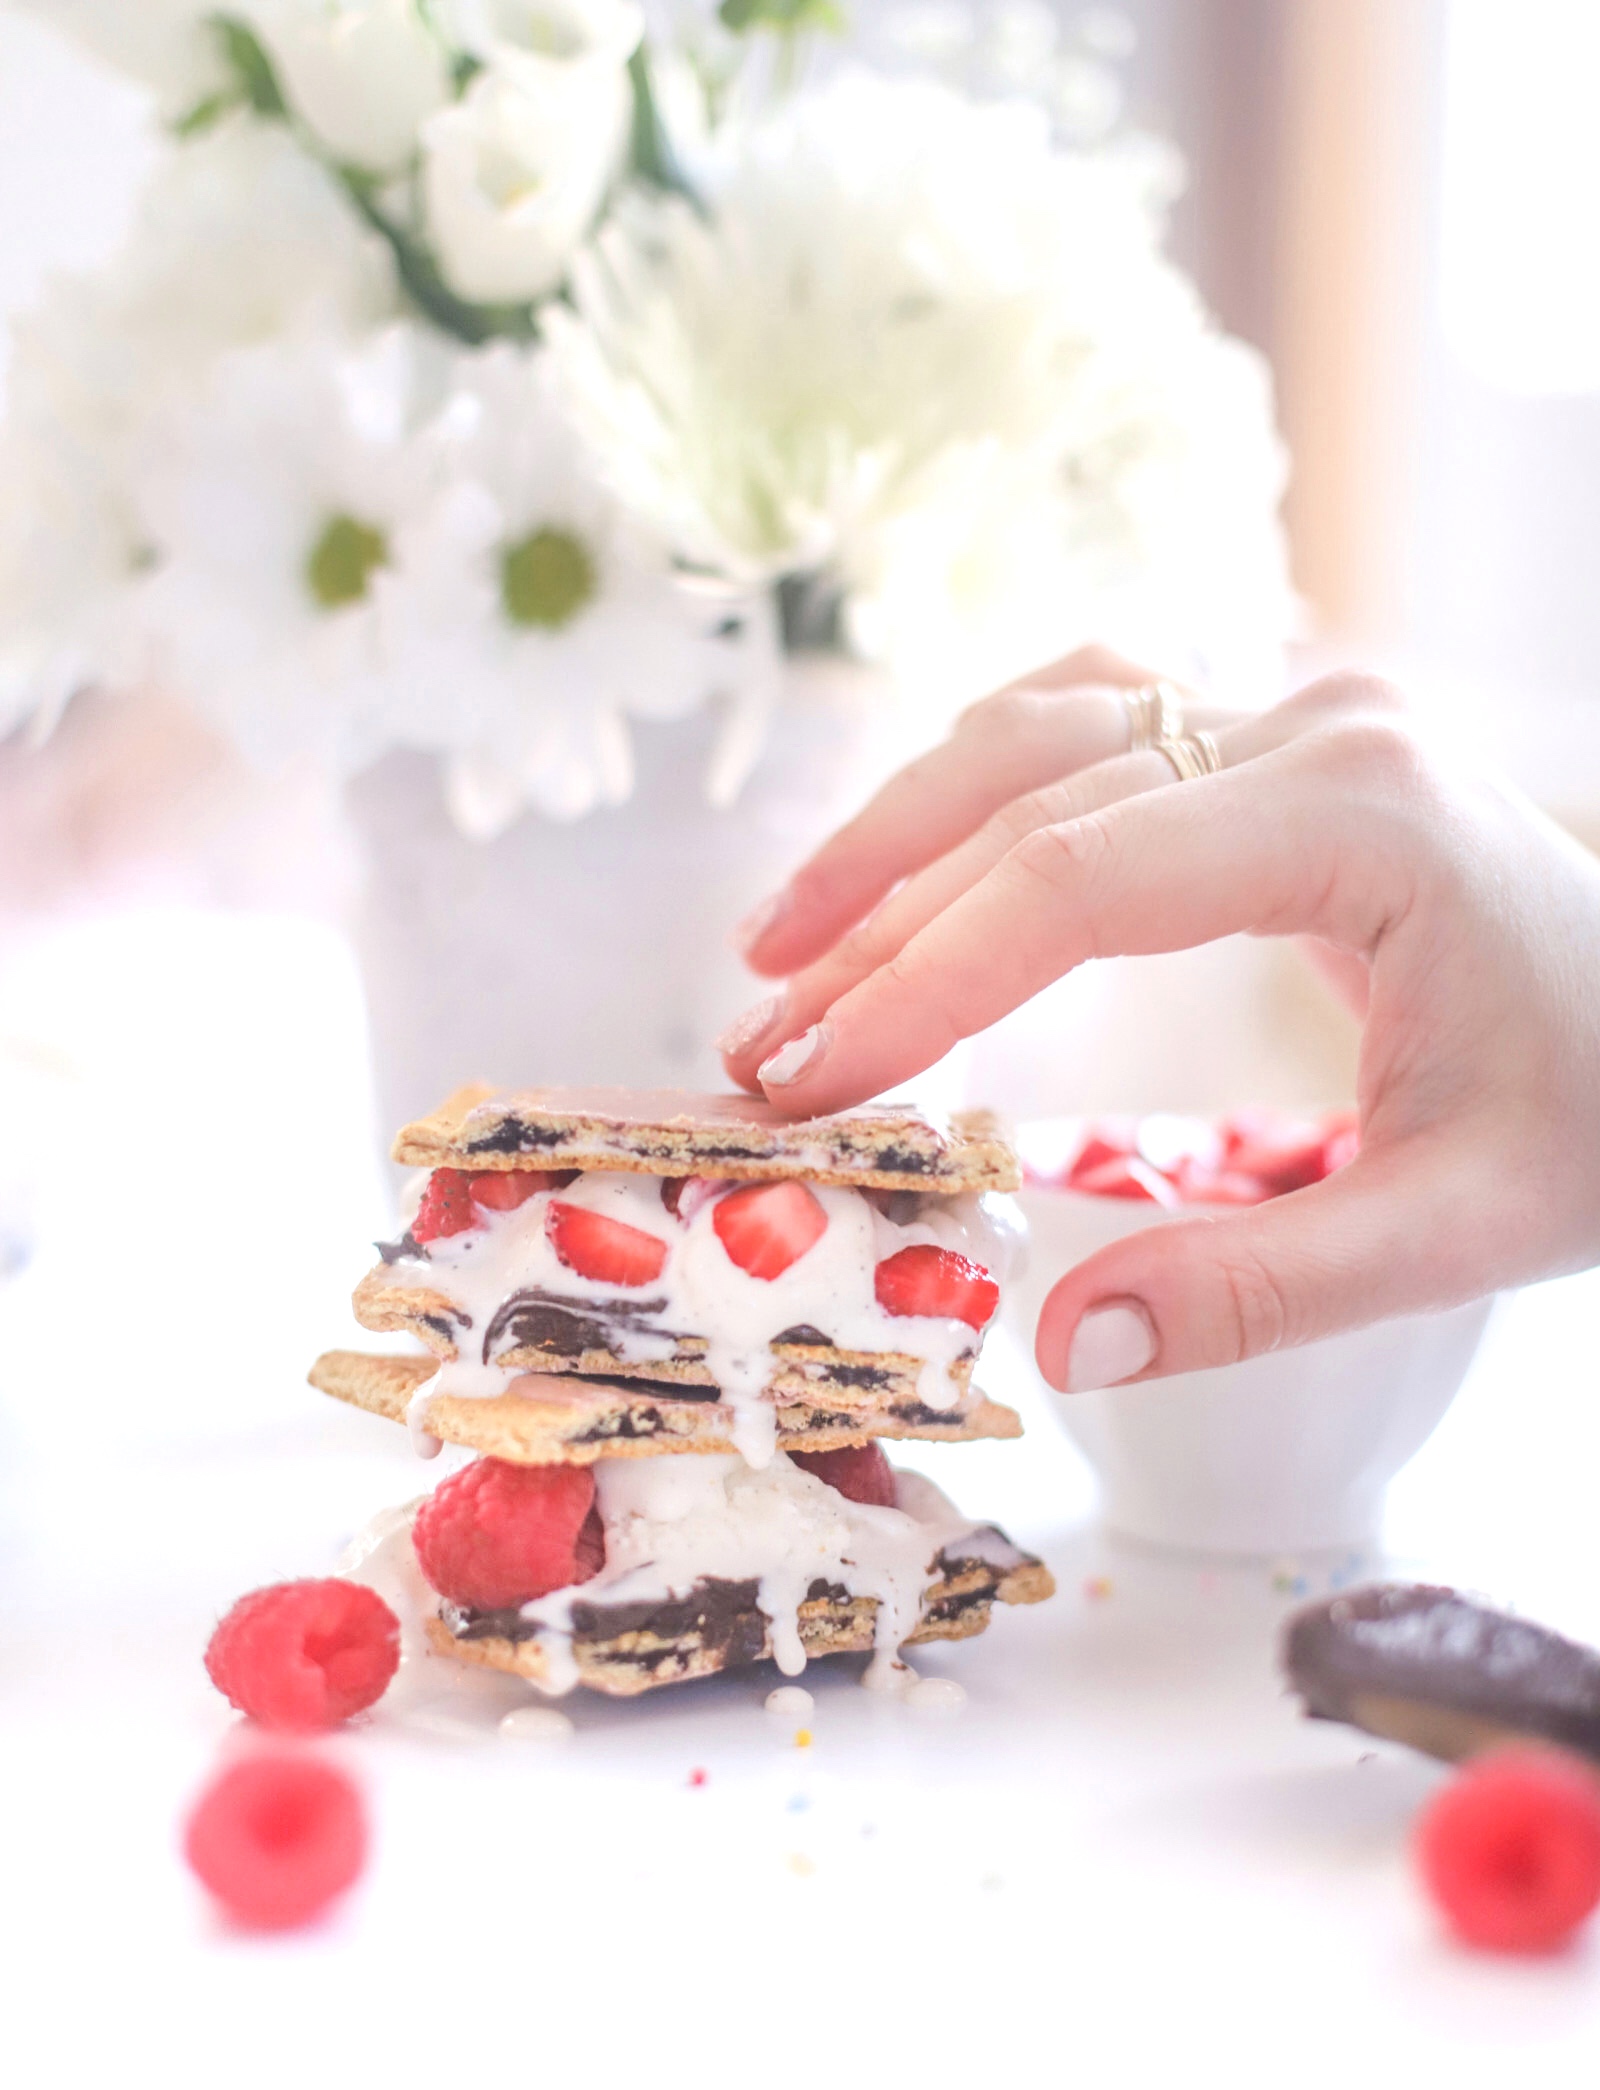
<box><xmin>345</xmin><ymin>658</ymin><xmax>904</xmax><ymax>1143</ymax></box>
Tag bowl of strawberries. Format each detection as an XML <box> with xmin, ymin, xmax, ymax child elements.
<box><xmin>1008</xmin><ymin>1109</ymin><xmax>1495</xmax><ymax>1556</ymax></box>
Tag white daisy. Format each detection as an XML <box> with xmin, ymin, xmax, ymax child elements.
<box><xmin>0</xmin><ymin>118</ymin><xmax>397</xmax><ymax>732</ymax></box>
<box><xmin>131</xmin><ymin>326</ymin><xmax>448</xmax><ymax>771</ymax></box>
<box><xmin>384</xmin><ymin>344</ymin><xmax>778</xmax><ymax>831</ymax></box>
<box><xmin>549</xmin><ymin>70</ymin><xmax>1293</xmax><ymax>706</ymax></box>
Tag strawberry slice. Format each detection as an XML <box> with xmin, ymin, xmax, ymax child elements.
<box><xmin>712</xmin><ymin>1181</ymin><xmax>827</xmax><ymax>1280</ymax></box>
<box><xmin>792</xmin><ymin>1443</ymin><xmax>898</xmax><ymax>1508</ymax></box>
<box><xmin>546</xmin><ymin>1201</ymin><xmax>668</xmax><ymax>1286</ymax></box>
<box><xmin>468</xmin><ymin>1169</ymin><xmax>569</xmax><ymax>1212</ymax></box>
<box><xmin>874</xmin><ymin>1244</ymin><xmax>998</xmax><ymax>1330</ymax></box>
<box><xmin>1067</xmin><ymin>1130</ymin><xmax>1137</xmax><ymax>1182</ymax></box>
<box><xmin>412</xmin><ymin>1169</ymin><xmax>478</xmax><ymax>1243</ymax></box>
<box><xmin>1070</xmin><ymin>1155</ymin><xmax>1181</xmax><ymax>1207</ymax></box>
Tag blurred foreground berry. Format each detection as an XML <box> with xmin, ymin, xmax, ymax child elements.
<box><xmin>205</xmin><ymin>1579</ymin><xmax>400</xmax><ymax>1730</ymax></box>
<box><xmin>1414</xmin><ymin>1748</ymin><xmax>1600</xmax><ymax>1953</ymax></box>
<box><xmin>184</xmin><ymin>1752</ymin><xmax>367</xmax><ymax>1930</ymax></box>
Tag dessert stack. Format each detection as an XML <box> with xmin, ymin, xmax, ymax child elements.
<box><xmin>312</xmin><ymin>1084</ymin><xmax>1054</xmax><ymax>1698</ymax></box>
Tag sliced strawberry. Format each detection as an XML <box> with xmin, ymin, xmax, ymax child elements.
<box><xmin>792</xmin><ymin>1443</ymin><xmax>898</xmax><ymax>1508</ymax></box>
<box><xmin>712</xmin><ymin>1181</ymin><xmax>827</xmax><ymax>1280</ymax></box>
<box><xmin>468</xmin><ymin>1169</ymin><xmax>566</xmax><ymax>1212</ymax></box>
<box><xmin>412</xmin><ymin>1169</ymin><xmax>478</xmax><ymax>1243</ymax></box>
<box><xmin>546</xmin><ymin>1201</ymin><xmax>668</xmax><ymax>1286</ymax></box>
<box><xmin>1067</xmin><ymin>1129</ymin><xmax>1137</xmax><ymax>1182</ymax></box>
<box><xmin>1070</xmin><ymin>1155</ymin><xmax>1181</xmax><ymax>1207</ymax></box>
<box><xmin>874</xmin><ymin>1244</ymin><xmax>998</xmax><ymax>1330</ymax></box>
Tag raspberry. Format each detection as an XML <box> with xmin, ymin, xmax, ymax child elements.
<box><xmin>412</xmin><ymin>1169</ymin><xmax>477</xmax><ymax>1243</ymax></box>
<box><xmin>205</xmin><ymin>1579</ymin><xmax>400</xmax><ymax>1731</ymax></box>
<box><xmin>412</xmin><ymin>1459</ymin><xmax>602</xmax><ymax>1610</ymax></box>
<box><xmin>1414</xmin><ymin>1748</ymin><xmax>1600</xmax><ymax>1953</ymax></box>
<box><xmin>184</xmin><ymin>1751</ymin><xmax>367</xmax><ymax>1930</ymax></box>
<box><xmin>792</xmin><ymin>1443</ymin><xmax>898</xmax><ymax>1507</ymax></box>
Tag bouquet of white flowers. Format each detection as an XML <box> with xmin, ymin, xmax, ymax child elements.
<box><xmin>0</xmin><ymin>1</ymin><xmax>1294</xmax><ymax>835</ymax></box>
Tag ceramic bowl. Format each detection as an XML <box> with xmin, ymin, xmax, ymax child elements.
<box><xmin>1006</xmin><ymin>1182</ymin><xmax>1495</xmax><ymax>1556</ymax></box>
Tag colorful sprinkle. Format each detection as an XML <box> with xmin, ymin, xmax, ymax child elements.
<box><xmin>786</xmin><ymin>1793</ymin><xmax>810</xmax><ymax>1813</ymax></box>
<box><xmin>786</xmin><ymin>1852</ymin><xmax>815</xmax><ymax>1877</ymax></box>
<box><xmin>688</xmin><ymin>1767</ymin><xmax>708</xmax><ymax>1788</ymax></box>
<box><xmin>1083</xmin><ymin>1576</ymin><xmax>1114</xmax><ymax>1601</ymax></box>
<box><xmin>794</xmin><ymin>1728</ymin><xmax>813</xmax><ymax>1749</ymax></box>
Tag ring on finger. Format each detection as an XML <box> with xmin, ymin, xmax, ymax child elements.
<box><xmin>1123</xmin><ymin>681</ymin><xmax>1185</xmax><ymax>752</ymax></box>
<box><xmin>1154</xmin><ymin>730</ymin><xmax>1223</xmax><ymax>782</ymax></box>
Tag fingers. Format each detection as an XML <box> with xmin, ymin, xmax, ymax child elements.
<box><xmin>1032</xmin><ymin>1135</ymin><xmax>1500</xmax><ymax>1386</ymax></box>
<box><xmin>734</xmin><ymin>646</ymin><xmax>1169</xmax><ymax>979</ymax></box>
<box><xmin>721</xmin><ymin>743</ymin><xmax>1181</xmax><ymax>1089</ymax></box>
<box><xmin>755</xmin><ymin>738</ymin><xmax>1395</xmax><ymax>1114</ymax></box>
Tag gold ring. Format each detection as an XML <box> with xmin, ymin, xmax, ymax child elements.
<box><xmin>1123</xmin><ymin>681</ymin><xmax>1184</xmax><ymax>752</ymax></box>
<box><xmin>1155</xmin><ymin>730</ymin><xmax>1222</xmax><ymax>782</ymax></box>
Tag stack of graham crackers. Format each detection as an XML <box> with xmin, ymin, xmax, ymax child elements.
<box><xmin>313</xmin><ymin>1085</ymin><xmax>1053</xmax><ymax>1698</ymax></box>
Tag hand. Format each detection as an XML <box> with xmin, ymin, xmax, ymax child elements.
<box><xmin>719</xmin><ymin>653</ymin><xmax>1600</xmax><ymax>1391</ymax></box>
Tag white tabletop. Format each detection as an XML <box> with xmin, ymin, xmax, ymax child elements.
<box><xmin>3</xmin><ymin>904</ymin><xmax>1599</xmax><ymax>2088</ymax></box>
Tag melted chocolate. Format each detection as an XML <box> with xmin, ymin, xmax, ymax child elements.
<box><xmin>480</xmin><ymin>1287</ymin><xmax>683</xmax><ymax>1366</ymax></box>
<box><xmin>1283</xmin><ymin>1583</ymin><xmax>1600</xmax><ymax>1764</ymax></box>
<box><xmin>376</xmin><ymin>1231</ymin><xmax>422</xmax><ymax>1265</ymax></box>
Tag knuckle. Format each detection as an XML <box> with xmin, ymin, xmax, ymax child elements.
<box><xmin>956</xmin><ymin>685</ymin><xmax>1054</xmax><ymax>739</ymax></box>
<box><xmin>879</xmin><ymin>944</ymin><xmax>964</xmax><ymax>1049</ymax></box>
<box><xmin>1214</xmin><ymin>1249</ymin><xmax>1293</xmax><ymax>1361</ymax></box>
<box><xmin>985</xmin><ymin>782</ymin><xmax>1075</xmax><ymax>852</ymax></box>
<box><xmin>1290</xmin><ymin>669</ymin><xmax>1409</xmax><ymax>720</ymax></box>
<box><xmin>1318</xmin><ymin>713</ymin><xmax>1430</xmax><ymax>796</ymax></box>
<box><xmin>1009</xmin><ymin>814</ymin><xmax>1114</xmax><ymax>897</ymax></box>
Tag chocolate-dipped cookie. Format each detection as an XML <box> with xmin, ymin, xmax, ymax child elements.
<box><xmin>1283</xmin><ymin>1583</ymin><xmax>1600</xmax><ymax>1765</ymax></box>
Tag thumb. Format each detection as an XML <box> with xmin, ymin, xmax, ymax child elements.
<box><xmin>1033</xmin><ymin>1143</ymin><xmax>1495</xmax><ymax>1391</ymax></box>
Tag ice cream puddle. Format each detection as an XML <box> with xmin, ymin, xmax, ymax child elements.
<box><xmin>375</xmin><ymin>1170</ymin><xmax>1016</xmax><ymax>1468</ymax></box>
<box><xmin>341</xmin><ymin>1453</ymin><xmax>1012</xmax><ymax>1698</ymax></box>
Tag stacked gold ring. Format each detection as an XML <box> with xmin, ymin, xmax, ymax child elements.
<box><xmin>1123</xmin><ymin>681</ymin><xmax>1185</xmax><ymax>751</ymax></box>
<box><xmin>1155</xmin><ymin>730</ymin><xmax>1223</xmax><ymax>782</ymax></box>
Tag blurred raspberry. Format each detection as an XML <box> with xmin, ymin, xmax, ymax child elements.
<box><xmin>184</xmin><ymin>1751</ymin><xmax>367</xmax><ymax>1930</ymax></box>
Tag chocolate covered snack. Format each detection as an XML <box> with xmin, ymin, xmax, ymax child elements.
<box><xmin>344</xmin><ymin>1446</ymin><xmax>1054</xmax><ymax>1699</ymax></box>
<box><xmin>1283</xmin><ymin>1583</ymin><xmax>1600</xmax><ymax>1765</ymax></box>
<box><xmin>356</xmin><ymin>1085</ymin><xmax>1021</xmax><ymax>1463</ymax></box>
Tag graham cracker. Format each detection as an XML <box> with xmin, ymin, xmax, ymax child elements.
<box><xmin>427</xmin><ymin>1551</ymin><xmax>1056</xmax><ymax>1696</ymax></box>
<box><xmin>392</xmin><ymin>1082</ymin><xmax>1018</xmax><ymax>1193</ymax></box>
<box><xmin>351</xmin><ymin>1266</ymin><xmax>976</xmax><ymax>1409</ymax></box>
<box><xmin>310</xmin><ymin>1348</ymin><xmax>1022</xmax><ymax>1463</ymax></box>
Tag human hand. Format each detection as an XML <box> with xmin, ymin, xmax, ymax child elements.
<box><xmin>718</xmin><ymin>653</ymin><xmax>1600</xmax><ymax>1392</ymax></box>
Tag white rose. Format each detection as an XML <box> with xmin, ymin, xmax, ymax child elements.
<box><xmin>421</xmin><ymin>58</ymin><xmax>629</xmax><ymax>304</ymax></box>
<box><xmin>248</xmin><ymin>0</ymin><xmax>453</xmax><ymax>170</ymax></box>
<box><xmin>442</xmin><ymin>0</ymin><xmax>643</xmax><ymax>80</ymax></box>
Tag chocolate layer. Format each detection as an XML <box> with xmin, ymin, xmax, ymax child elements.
<box><xmin>1283</xmin><ymin>1583</ymin><xmax>1600</xmax><ymax>1765</ymax></box>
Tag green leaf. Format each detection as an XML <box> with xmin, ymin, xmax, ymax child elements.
<box><xmin>718</xmin><ymin>0</ymin><xmax>847</xmax><ymax>34</ymax></box>
<box><xmin>171</xmin><ymin>89</ymin><xmax>238</xmax><ymax>140</ymax></box>
<box><xmin>208</xmin><ymin>14</ymin><xmax>287</xmax><ymax>118</ymax></box>
<box><xmin>337</xmin><ymin>169</ymin><xmax>539</xmax><ymax>346</ymax></box>
<box><xmin>626</xmin><ymin>44</ymin><xmax>695</xmax><ymax>198</ymax></box>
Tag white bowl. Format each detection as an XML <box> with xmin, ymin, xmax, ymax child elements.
<box><xmin>1007</xmin><ymin>1184</ymin><xmax>1495</xmax><ymax>1556</ymax></box>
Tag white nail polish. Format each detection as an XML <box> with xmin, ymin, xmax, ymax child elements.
<box><xmin>716</xmin><ymin>995</ymin><xmax>784</xmax><ymax>1057</ymax></box>
<box><xmin>734</xmin><ymin>887</ymin><xmax>791</xmax><ymax>956</ymax></box>
<box><xmin>759</xmin><ymin>1023</ymin><xmax>830</xmax><ymax>1087</ymax></box>
<box><xmin>1064</xmin><ymin>1302</ymin><xmax>1155</xmax><ymax>1394</ymax></box>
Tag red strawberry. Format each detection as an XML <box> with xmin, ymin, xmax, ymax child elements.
<box><xmin>874</xmin><ymin>1244</ymin><xmax>998</xmax><ymax>1330</ymax></box>
<box><xmin>412</xmin><ymin>1458</ymin><xmax>601</xmax><ymax>1610</ymax></box>
<box><xmin>469</xmin><ymin>1169</ymin><xmax>567</xmax><ymax>1212</ymax></box>
<box><xmin>546</xmin><ymin>1200</ymin><xmax>668</xmax><ymax>1286</ymax></box>
<box><xmin>792</xmin><ymin>1443</ymin><xmax>898</xmax><ymax>1508</ymax></box>
<box><xmin>412</xmin><ymin>1169</ymin><xmax>478</xmax><ymax>1243</ymax></box>
<box><xmin>712</xmin><ymin>1181</ymin><xmax>827</xmax><ymax>1280</ymax></box>
<box><xmin>1067</xmin><ymin>1128</ymin><xmax>1137</xmax><ymax>1181</ymax></box>
<box><xmin>1070</xmin><ymin>1155</ymin><xmax>1181</xmax><ymax>1207</ymax></box>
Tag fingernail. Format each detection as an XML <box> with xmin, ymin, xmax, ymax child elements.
<box><xmin>734</xmin><ymin>886</ymin><xmax>792</xmax><ymax>956</ymax></box>
<box><xmin>716</xmin><ymin>994</ymin><xmax>786</xmax><ymax>1058</ymax></box>
<box><xmin>759</xmin><ymin>1021</ymin><xmax>831</xmax><ymax>1088</ymax></box>
<box><xmin>1063</xmin><ymin>1300</ymin><xmax>1156</xmax><ymax>1394</ymax></box>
